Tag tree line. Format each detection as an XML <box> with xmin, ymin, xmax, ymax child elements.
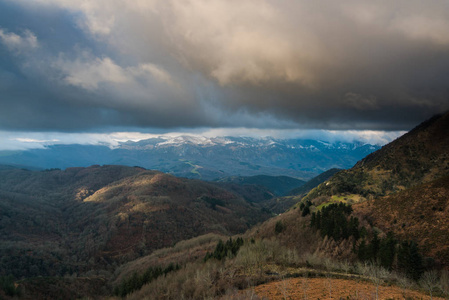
<box><xmin>204</xmin><ymin>237</ymin><xmax>244</xmax><ymax>261</ymax></box>
<box><xmin>113</xmin><ymin>263</ymin><xmax>180</xmax><ymax>297</ymax></box>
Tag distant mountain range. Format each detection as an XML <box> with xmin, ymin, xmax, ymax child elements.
<box><xmin>0</xmin><ymin>136</ymin><xmax>380</xmax><ymax>180</ymax></box>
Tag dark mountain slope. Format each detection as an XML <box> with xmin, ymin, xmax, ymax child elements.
<box><xmin>262</xmin><ymin>168</ymin><xmax>342</xmax><ymax>214</ymax></box>
<box><xmin>216</xmin><ymin>174</ymin><xmax>305</xmax><ymax>199</ymax></box>
<box><xmin>303</xmin><ymin>112</ymin><xmax>449</xmax><ymax>202</ymax></box>
<box><xmin>0</xmin><ymin>165</ymin><xmax>270</xmax><ymax>280</ymax></box>
<box><xmin>288</xmin><ymin>168</ymin><xmax>342</xmax><ymax>196</ymax></box>
<box><xmin>295</xmin><ymin>112</ymin><xmax>449</xmax><ymax>266</ymax></box>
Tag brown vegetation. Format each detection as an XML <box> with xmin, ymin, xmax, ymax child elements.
<box><xmin>303</xmin><ymin>112</ymin><xmax>449</xmax><ymax>202</ymax></box>
<box><xmin>354</xmin><ymin>175</ymin><xmax>449</xmax><ymax>267</ymax></box>
<box><xmin>250</xmin><ymin>277</ymin><xmax>444</xmax><ymax>300</ymax></box>
<box><xmin>0</xmin><ymin>165</ymin><xmax>271</xmax><ymax>295</ymax></box>
<box><xmin>115</xmin><ymin>233</ymin><xmax>447</xmax><ymax>300</ymax></box>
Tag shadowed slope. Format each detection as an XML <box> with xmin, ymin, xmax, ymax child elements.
<box><xmin>0</xmin><ymin>165</ymin><xmax>270</xmax><ymax>280</ymax></box>
<box><xmin>303</xmin><ymin>112</ymin><xmax>449</xmax><ymax>202</ymax></box>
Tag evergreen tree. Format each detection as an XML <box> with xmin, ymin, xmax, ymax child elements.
<box><xmin>408</xmin><ymin>241</ymin><xmax>424</xmax><ymax>281</ymax></box>
<box><xmin>310</xmin><ymin>203</ymin><xmax>359</xmax><ymax>241</ymax></box>
<box><xmin>368</xmin><ymin>232</ymin><xmax>380</xmax><ymax>261</ymax></box>
<box><xmin>204</xmin><ymin>238</ymin><xmax>245</xmax><ymax>262</ymax></box>
<box><xmin>349</xmin><ymin>216</ymin><xmax>360</xmax><ymax>240</ymax></box>
<box><xmin>397</xmin><ymin>241</ymin><xmax>424</xmax><ymax>281</ymax></box>
<box><xmin>358</xmin><ymin>239</ymin><xmax>367</xmax><ymax>261</ymax></box>
<box><xmin>114</xmin><ymin>263</ymin><xmax>181</xmax><ymax>297</ymax></box>
<box><xmin>275</xmin><ymin>220</ymin><xmax>285</xmax><ymax>234</ymax></box>
<box><xmin>378</xmin><ymin>232</ymin><xmax>396</xmax><ymax>270</ymax></box>
<box><xmin>213</xmin><ymin>240</ymin><xmax>225</xmax><ymax>259</ymax></box>
<box><xmin>301</xmin><ymin>205</ymin><xmax>311</xmax><ymax>216</ymax></box>
<box><xmin>316</xmin><ymin>211</ymin><xmax>321</xmax><ymax>229</ymax></box>
<box><xmin>310</xmin><ymin>212</ymin><xmax>316</xmax><ymax>227</ymax></box>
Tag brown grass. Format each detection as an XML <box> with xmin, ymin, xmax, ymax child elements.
<box><xmin>249</xmin><ymin>277</ymin><xmax>444</xmax><ymax>300</ymax></box>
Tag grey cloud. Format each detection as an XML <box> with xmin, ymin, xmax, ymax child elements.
<box><xmin>0</xmin><ymin>28</ymin><xmax>38</xmax><ymax>52</ymax></box>
<box><xmin>342</xmin><ymin>93</ymin><xmax>379</xmax><ymax>111</ymax></box>
<box><xmin>0</xmin><ymin>0</ymin><xmax>448</xmax><ymax>132</ymax></box>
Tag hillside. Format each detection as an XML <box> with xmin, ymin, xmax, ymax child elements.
<box><xmin>293</xmin><ymin>112</ymin><xmax>449</xmax><ymax>267</ymax></box>
<box><xmin>108</xmin><ymin>204</ymin><xmax>447</xmax><ymax>300</ymax></box>
<box><xmin>303</xmin><ymin>112</ymin><xmax>449</xmax><ymax>202</ymax></box>
<box><xmin>354</xmin><ymin>174</ymin><xmax>449</xmax><ymax>266</ymax></box>
<box><xmin>288</xmin><ymin>168</ymin><xmax>342</xmax><ymax>197</ymax></box>
<box><xmin>216</xmin><ymin>175</ymin><xmax>305</xmax><ymax>199</ymax></box>
<box><xmin>0</xmin><ymin>165</ymin><xmax>271</xmax><ymax>282</ymax></box>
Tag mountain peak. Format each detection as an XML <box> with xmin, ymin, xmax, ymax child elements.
<box><xmin>357</xmin><ymin>111</ymin><xmax>449</xmax><ymax>169</ymax></box>
<box><xmin>305</xmin><ymin>111</ymin><xmax>449</xmax><ymax>201</ymax></box>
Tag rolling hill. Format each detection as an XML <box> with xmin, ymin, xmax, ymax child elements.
<box><xmin>0</xmin><ymin>165</ymin><xmax>271</xmax><ymax>282</ymax></box>
<box><xmin>260</xmin><ymin>168</ymin><xmax>343</xmax><ymax>214</ymax></box>
<box><xmin>288</xmin><ymin>168</ymin><xmax>342</xmax><ymax>197</ymax></box>
<box><xmin>215</xmin><ymin>174</ymin><xmax>306</xmax><ymax>200</ymax></box>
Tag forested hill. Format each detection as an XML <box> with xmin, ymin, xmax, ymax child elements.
<box><xmin>0</xmin><ymin>165</ymin><xmax>271</xmax><ymax>280</ymax></box>
<box><xmin>296</xmin><ymin>112</ymin><xmax>449</xmax><ymax>266</ymax></box>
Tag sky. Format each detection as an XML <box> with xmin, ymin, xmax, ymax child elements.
<box><xmin>0</xmin><ymin>0</ymin><xmax>448</xmax><ymax>149</ymax></box>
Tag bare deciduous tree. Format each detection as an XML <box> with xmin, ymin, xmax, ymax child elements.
<box><xmin>440</xmin><ymin>269</ymin><xmax>449</xmax><ymax>298</ymax></box>
<box><xmin>276</xmin><ymin>276</ymin><xmax>290</xmax><ymax>300</ymax></box>
<box><xmin>397</xmin><ymin>274</ymin><xmax>413</xmax><ymax>300</ymax></box>
<box><xmin>324</xmin><ymin>258</ymin><xmax>334</xmax><ymax>299</ymax></box>
<box><xmin>302</xmin><ymin>272</ymin><xmax>309</xmax><ymax>300</ymax></box>
<box><xmin>420</xmin><ymin>270</ymin><xmax>439</xmax><ymax>300</ymax></box>
<box><xmin>362</xmin><ymin>262</ymin><xmax>390</xmax><ymax>300</ymax></box>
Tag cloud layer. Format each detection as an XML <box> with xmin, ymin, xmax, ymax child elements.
<box><xmin>0</xmin><ymin>129</ymin><xmax>405</xmax><ymax>151</ymax></box>
<box><xmin>1</xmin><ymin>0</ymin><xmax>448</xmax><ymax>132</ymax></box>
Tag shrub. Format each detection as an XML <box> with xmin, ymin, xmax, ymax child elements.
<box><xmin>275</xmin><ymin>221</ymin><xmax>286</xmax><ymax>234</ymax></box>
<box><xmin>0</xmin><ymin>275</ymin><xmax>21</xmax><ymax>297</ymax></box>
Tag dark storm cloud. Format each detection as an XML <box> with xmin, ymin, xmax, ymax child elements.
<box><xmin>0</xmin><ymin>0</ymin><xmax>448</xmax><ymax>132</ymax></box>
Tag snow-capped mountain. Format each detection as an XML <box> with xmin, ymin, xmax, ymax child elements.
<box><xmin>0</xmin><ymin>135</ymin><xmax>381</xmax><ymax>180</ymax></box>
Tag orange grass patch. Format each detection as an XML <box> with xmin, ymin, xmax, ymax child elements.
<box><xmin>249</xmin><ymin>277</ymin><xmax>443</xmax><ymax>300</ymax></box>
